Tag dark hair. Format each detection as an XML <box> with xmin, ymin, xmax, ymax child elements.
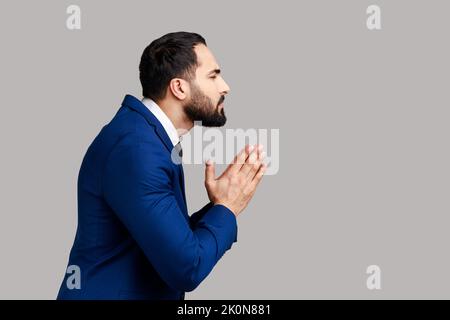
<box><xmin>139</xmin><ymin>32</ymin><xmax>206</xmax><ymax>102</ymax></box>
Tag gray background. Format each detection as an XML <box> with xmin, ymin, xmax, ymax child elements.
<box><xmin>0</xmin><ymin>0</ymin><xmax>449</xmax><ymax>299</ymax></box>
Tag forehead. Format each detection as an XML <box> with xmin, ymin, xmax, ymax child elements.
<box><xmin>194</xmin><ymin>44</ymin><xmax>219</xmax><ymax>72</ymax></box>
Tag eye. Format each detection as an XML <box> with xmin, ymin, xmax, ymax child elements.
<box><xmin>210</xmin><ymin>75</ymin><xmax>217</xmax><ymax>79</ymax></box>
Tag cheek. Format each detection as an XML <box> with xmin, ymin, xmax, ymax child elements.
<box><xmin>195</xmin><ymin>79</ymin><xmax>219</xmax><ymax>102</ymax></box>
<box><xmin>200</xmin><ymin>82</ymin><xmax>217</xmax><ymax>98</ymax></box>
<box><xmin>206</xmin><ymin>81</ymin><xmax>218</xmax><ymax>94</ymax></box>
<box><xmin>196</xmin><ymin>79</ymin><xmax>213</xmax><ymax>92</ymax></box>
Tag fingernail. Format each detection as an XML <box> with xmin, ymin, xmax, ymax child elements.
<box><xmin>249</xmin><ymin>145</ymin><xmax>254</xmax><ymax>151</ymax></box>
<box><xmin>260</xmin><ymin>151</ymin><xmax>266</xmax><ymax>159</ymax></box>
<box><xmin>258</xmin><ymin>144</ymin><xmax>264</xmax><ymax>151</ymax></box>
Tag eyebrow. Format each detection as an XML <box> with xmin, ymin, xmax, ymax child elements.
<box><xmin>208</xmin><ymin>68</ymin><xmax>221</xmax><ymax>76</ymax></box>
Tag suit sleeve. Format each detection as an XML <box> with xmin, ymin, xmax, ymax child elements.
<box><xmin>102</xmin><ymin>140</ymin><xmax>237</xmax><ymax>292</ymax></box>
<box><xmin>189</xmin><ymin>202</ymin><xmax>214</xmax><ymax>227</ymax></box>
<box><xmin>190</xmin><ymin>202</ymin><xmax>238</xmax><ymax>243</ymax></box>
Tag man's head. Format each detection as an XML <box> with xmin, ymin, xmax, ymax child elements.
<box><xmin>139</xmin><ymin>32</ymin><xmax>230</xmax><ymax>127</ymax></box>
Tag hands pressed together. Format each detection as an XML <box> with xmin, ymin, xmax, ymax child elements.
<box><xmin>204</xmin><ymin>144</ymin><xmax>266</xmax><ymax>216</ymax></box>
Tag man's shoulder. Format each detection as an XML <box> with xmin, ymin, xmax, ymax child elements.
<box><xmin>85</xmin><ymin>105</ymin><xmax>167</xmax><ymax>166</ymax></box>
<box><xmin>108</xmin><ymin>105</ymin><xmax>156</xmax><ymax>136</ymax></box>
<box><xmin>97</xmin><ymin>105</ymin><xmax>159</xmax><ymax>146</ymax></box>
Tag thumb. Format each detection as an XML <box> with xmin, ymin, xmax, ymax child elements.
<box><xmin>205</xmin><ymin>159</ymin><xmax>216</xmax><ymax>184</ymax></box>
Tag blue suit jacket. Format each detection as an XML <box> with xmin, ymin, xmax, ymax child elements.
<box><xmin>57</xmin><ymin>94</ymin><xmax>237</xmax><ymax>300</ymax></box>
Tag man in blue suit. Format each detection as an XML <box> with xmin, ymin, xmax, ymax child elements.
<box><xmin>57</xmin><ymin>32</ymin><xmax>266</xmax><ymax>300</ymax></box>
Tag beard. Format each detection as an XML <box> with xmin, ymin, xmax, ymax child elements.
<box><xmin>184</xmin><ymin>82</ymin><xmax>227</xmax><ymax>127</ymax></box>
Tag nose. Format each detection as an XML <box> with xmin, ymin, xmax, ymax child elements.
<box><xmin>220</xmin><ymin>77</ymin><xmax>230</xmax><ymax>95</ymax></box>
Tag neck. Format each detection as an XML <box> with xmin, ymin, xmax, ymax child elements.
<box><xmin>157</xmin><ymin>99</ymin><xmax>194</xmax><ymax>136</ymax></box>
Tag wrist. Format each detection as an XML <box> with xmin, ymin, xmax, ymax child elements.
<box><xmin>213</xmin><ymin>202</ymin><xmax>238</xmax><ymax>217</ymax></box>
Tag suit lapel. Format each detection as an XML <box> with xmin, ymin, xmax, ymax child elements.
<box><xmin>121</xmin><ymin>94</ymin><xmax>189</xmax><ymax>215</ymax></box>
<box><xmin>178</xmin><ymin>164</ymin><xmax>187</xmax><ymax>210</ymax></box>
<box><xmin>121</xmin><ymin>94</ymin><xmax>173</xmax><ymax>154</ymax></box>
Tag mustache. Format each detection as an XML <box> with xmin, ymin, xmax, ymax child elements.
<box><xmin>217</xmin><ymin>95</ymin><xmax>225</xmax><ymax>107</ymax></box>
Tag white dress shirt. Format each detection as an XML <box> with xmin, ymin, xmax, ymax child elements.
<box><xmin>141</xmin><ymin>97</ymin><xmax>180</xmax><ymax>147</ymax></box>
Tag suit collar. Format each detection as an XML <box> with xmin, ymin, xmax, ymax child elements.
<box><xmin>121</xmin><ymin>94</ymin><xmax>174</xmax><ymax>154</ymax></box>
<box><xmin>141</xmin><ymin>97</ymin><xmax>180</xmax><ymax>147</ymax></box>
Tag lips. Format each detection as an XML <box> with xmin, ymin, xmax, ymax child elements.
<box><xmin>217</xmin><ymin>96</ymin><xmax>225</xmax><ymax>107</ymax></box>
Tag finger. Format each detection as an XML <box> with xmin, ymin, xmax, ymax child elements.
<box><xmin>226</xmin><ymin>144</ymin><xmax>253</xmax><ymax>176</ymax></box>
<box><xmin>240</xmin><ymin>147</ymin><xmax>259</xmax><ymax>177</ymax></box>
<box><xmin>245</xmin><ymin>150</ymin><xmax>265</xmax><ymax>184</ymax></box>
<box><xmin>250</xmin><ymin>163</ymin><xmax>267</xmax><ymax>187</ymax></box>
<box><xmin>252</xmin><ymin>145</ymin><xmax>265</xmax><ymax>173</ymax></box>
<box><xmin>205</xmin><ymin>159</ymin><xmax>216</xmax><ymax>184</ymax></box>
<box><xmin>241</xmin><ymin>144</ymin><xmax>264</xmax><ymax>177</ymax></box>
<box><xmin>242</xmin><ymin>163</ymin><xmax>266</xmax><ymax>196</ymax></box>
<box><xmin>257</xmin><ymin>145</ymin><xmax>265</xmax><ymax>161</ymax></box>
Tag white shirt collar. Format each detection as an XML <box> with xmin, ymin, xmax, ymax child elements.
<box><xmin>141</xmin><ymin>98</ymin><xmax>180</xmax><ymax>147</ymax></box>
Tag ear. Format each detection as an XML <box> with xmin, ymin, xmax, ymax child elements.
<box><xmin>168</xmin><ymin>78</ymin><xmax>189</xmax><ymax>101</ymax></box>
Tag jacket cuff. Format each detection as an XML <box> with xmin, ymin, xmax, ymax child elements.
<box><xmin>196</xmin><ymin>204</ymin><xmax>238</xmax><ymax>259</ymax></box>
